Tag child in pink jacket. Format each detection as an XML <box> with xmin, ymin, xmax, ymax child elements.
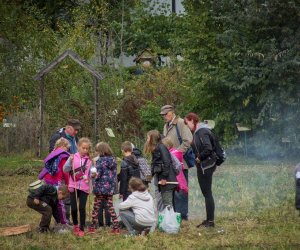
<box><xmin>63</xmin><ymin>137</ymin><xmax>93</xmax><ymax>237</ymax></box>
<box><xmin>162</xmin><ymin>137</ymin><xmax>188</xmax><ymax>194</ymax></box>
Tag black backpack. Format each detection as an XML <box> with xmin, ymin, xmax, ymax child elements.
<box><xmin>211</xmin><ymin>132</ymin><xmax>226</xmax><ymax>166</ymax></box>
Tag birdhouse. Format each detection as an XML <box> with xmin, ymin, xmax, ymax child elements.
<box><xmin>133</xmin><ymin>48</ymin><xmax>156</xmax><ymax>68</ymax></box>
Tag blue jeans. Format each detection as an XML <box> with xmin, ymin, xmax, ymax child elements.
<box><xmin>174</xmin><ymin>169</ymin><xmax>189</xmax><ymax>220</ymax></box>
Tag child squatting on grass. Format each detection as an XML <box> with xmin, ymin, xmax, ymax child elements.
<box><xmin>38</xmin><ymin>138</ymin><xmax>71</xmax><ymax>226</ymax></box>
<box><xmin>119</xmin><ymin>177</ymin><xmax>155</xmax><ymax>236</ymax></box>
<box><xmin>27</xmin><ymin>183</ymin><xmax>69</xmax><ymax>233</ymax></box>
<box><xmin>63</xmin><ymin>137</ymin><xmax>93</xmax><ymax>237</ymax></box>
<box><xmin>88</xmin><ymin>142</ymin><xmax>120</xmax><ymax>234</ymax></box>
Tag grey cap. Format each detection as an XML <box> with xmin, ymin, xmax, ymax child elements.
<box><xmin>160</xmin><ymin>105</ymin><xmax>174</xmax><ymax>115</ymax></box>
<box><xmin>66</xmin><ymin>119</ymin><xmax>81</xmax><ymax>130</ymax></box>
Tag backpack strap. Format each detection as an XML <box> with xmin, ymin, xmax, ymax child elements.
<box><xmin>175</xmin><ymin>124</ymin><xmax>183</xmax><ymax>145</ymax></box>
<box><xmin>71</xmin><ymin>158</ymin><xmax>88</xmax><ymax>174</ymax></box>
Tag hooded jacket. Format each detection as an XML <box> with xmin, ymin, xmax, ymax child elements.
<box><xmin>119</xmin><ymin>191</ymin><xmax>155</xmax><ymax>226</ymax></box>
<box><xmin>151</xmin><ymin>143</ymin><xmax>178</xmax><ymax>192</ymax></box>
<box><xmin>63</xmin><ymin>153</ymin><xmax>92</xmax><ymax>194</ymax></box>
<box><xmin>133</xmin><ymin>148</ymin><xmax>151</xmax><ymax>181</ymax></box>
<box><xmin>191</xmin><ymin>123</ymin><xmax>216</xmax><ymax>172</ymax></box>
<box><xmin>93</xmin><ymin>156</ymin><xmax>117</xmax><ymax>195</ymax></box>
<box><xmin>119</xmin><ymin>154</ymin><xmax>141</xmax><ymax>198</ymax></box>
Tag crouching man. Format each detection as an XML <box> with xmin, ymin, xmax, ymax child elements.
<box><xmin>27</xmin><ymin>180</ymin><xmax>69</xmax><ymax>233</ymax></box>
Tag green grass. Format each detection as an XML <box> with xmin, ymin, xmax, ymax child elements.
<box><xmin>0</xmin><ymin>155</ymin><xmax>42</xmax><ymax>172</ymax></box>
<box><xmin>0</xmin><ymin>157</ymin><xmax>299</xmax><ymax>249</ymax></box>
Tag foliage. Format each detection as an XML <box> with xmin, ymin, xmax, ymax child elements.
<box><xmin>174</xmin><ymin>0</ymin><xmax>300</xmax><ymax>155</ymax></box>
<box><xmin>1</xmin><ymin>0</ymin><xmax>299</xmax><ymax>158</ymax></box>
<box><xmin>118</xmin><ymin>67</ymin><xmax>186</xmax><ymax>138</ymax></box>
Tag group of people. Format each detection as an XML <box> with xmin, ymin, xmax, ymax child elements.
<box><xmin>27</xmin><ymin>104</ymin><xmax>222</xmax><ymax>237</ymax></box>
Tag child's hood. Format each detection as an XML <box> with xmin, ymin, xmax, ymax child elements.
<box><xmin>97</xmin><ymin>156</ymin><xmax>116</xmax><ymax>169</ymax></box>
<box><xmin>124</xmin><ymin>154</ymin><xmax>139</xmax><ymax>168</ymax></box>
<box><xmin>131</xmin><ymin>191</ymin><xmax>151</xmax><ymax>201</ymax></box>
<box><xmin>44</xmin><ymin>148</ymin><xmax>70</xmax><ymax>163</ymax></box>
<box><xmin>132</xmin><ymin>148</ymin><xmax>143</xmax><ymax>158</ymax></box>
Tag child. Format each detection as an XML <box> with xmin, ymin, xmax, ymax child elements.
<box><xmin>119</xmin><ymin>177</ymin><xmax>155</xmax><ymax>236</ymax></box>
<box><xmin>88</xmin><ymin>142</ymin><xmax>119</xmax><ymax>234</ymax></box>
<box><xmin>38</xmin><ymin>138</ymin><xmax>70</xmax><ymax>225</ymax></box>
<box><xmin>119</xmin><ymin>141</ymin><xmax>141</xmax><ymax>201</ymax></box>
<box><xmin>131</xmin><ymin>143</ymin><xmax>152</xmax><ymax>187</ymax></box>
<box><xmin>162</xmin><ymin>137</ymin><xmax>188</xmax><ymax>219</ymax></box>
<box><xmin>144</xmin><ymin>130</ymin><xmax>177</xmax><ymax>209</ymax></box>
<box><xmin>27</xmin><ymin>182</ymin><xmax>69</xmax><ymax>233</ymax></box>
<box><xmin>93</xmin><ymin>143</ymin><xmax>111</xmax><ymax>228</ymax></box>
<box><xmin>63</xmin><ymin>137</ymin><xmax>93</xmax><ymax>237</ymax></box>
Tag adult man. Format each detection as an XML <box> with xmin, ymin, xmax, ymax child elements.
<box><xmin>160</xmin><ymin>105</ymin><xmax>193</xmax><ymax>221</ymax></box>
<box><xmin>49</xmin><ymin>119</ymin><xmax>81</xmax><ymax>154</ymax></box>
<box><xmin>49</xmin><ymin>118</ymin><xmax>80</xmax><ymax>223</ymax></box>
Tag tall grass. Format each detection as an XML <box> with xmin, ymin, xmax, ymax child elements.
<box><xmin>0</xmin><ymin>160</ymin><xmax>299</xmax><ymax>249</ymax></box>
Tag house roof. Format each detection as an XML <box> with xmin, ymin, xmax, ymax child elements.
<box><xmin>133</xmin><ymin>48</ymin><xmax>156</xmax><ymax>63</ymax></box>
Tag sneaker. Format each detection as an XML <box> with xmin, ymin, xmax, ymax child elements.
<box><xmin>73</xmin><ymin>225</ymin><xmax>80</xmax><ymax>235</ymax></box>
<box><xmin>196</xmin><ymin>220</ymin><xmax>207</xmax><ymax>228</ymax></box>
<box><xmin>88</xmin><ymin>227</ymin><xmax>96</xmax><ymax>234</ymax></box>
<box><xmin>111</xmin><ymin>228</ymin><xmax>120</xmax><ymax>235</ymax></box>
<box><xmin>196</xmin><ymin>220</ymin><xmax>215</xmax><ymax>228</ymax></box>
<box><xmin>140</xmin><ymin>227</ymin><xmax>151</xmax><ymax>236</ymax></box>
<box><xmin>77</xmin><ymin>230</ymin><xmax>85</xmax><ymax>237</ymax></box>
<box><xmin>37</xmin><ymin>227</ymin><xmax>50</xmax><ymax>233</ymax></box>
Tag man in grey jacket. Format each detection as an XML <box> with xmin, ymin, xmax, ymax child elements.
<box><xmin>160</xmin><ymin>105</ymin><xmax>193</xmax><ymax>220</ymax></box>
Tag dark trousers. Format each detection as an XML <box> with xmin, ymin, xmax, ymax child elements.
<box><xmin>27</xmin><ymin>197</ymin><xmax>52</xmax><ymax>230</ymax></box>
<box><xmin>174</xmin><ymin>169</ymin><xmax>189</xmax><ymax>220</ymax></box>
<box><xmin>98</xmin><ymin>199</ymin><xmax>111</xmax><ymax>226</ymax></box>
<box><xmin>70</xmin><ymin>189</ymin><xmax>88</xmax><ymax>231</ymax></box>
<box><xmin>91</xmin><ymin>195</ymin><xmax>119</xmax><ymax>230</ymax></box>
<box><xmin>197</xmin><ymin>165</ymin><xmax>216</xmax><ymax>221</ymax></box>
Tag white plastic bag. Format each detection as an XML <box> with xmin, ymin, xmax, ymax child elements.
<box><xmin>158</xmin><ymin>206</ymin><xmax>181</xmax><ymax>234</ymax></box>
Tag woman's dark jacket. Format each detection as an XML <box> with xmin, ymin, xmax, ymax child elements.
<box><xmin>151</xmin><ymin>143</ymin><xmax>177</xmax><ymax>192</ymax></box>
<box><xmin>191</xmin><ymin>127</ymin><xmax>216</xmax><ymax>171</ymax></box>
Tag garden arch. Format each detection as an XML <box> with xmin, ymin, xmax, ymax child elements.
<box><xmin>34</xmin><ymin>49</ymin><xmax>104</xmax><ymax>157</ymax></box>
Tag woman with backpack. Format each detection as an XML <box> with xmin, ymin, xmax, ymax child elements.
<box><xmin>184</xmin><ymin>113</ymin><xmax>217</xmax><ymax>228</ymax></box>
